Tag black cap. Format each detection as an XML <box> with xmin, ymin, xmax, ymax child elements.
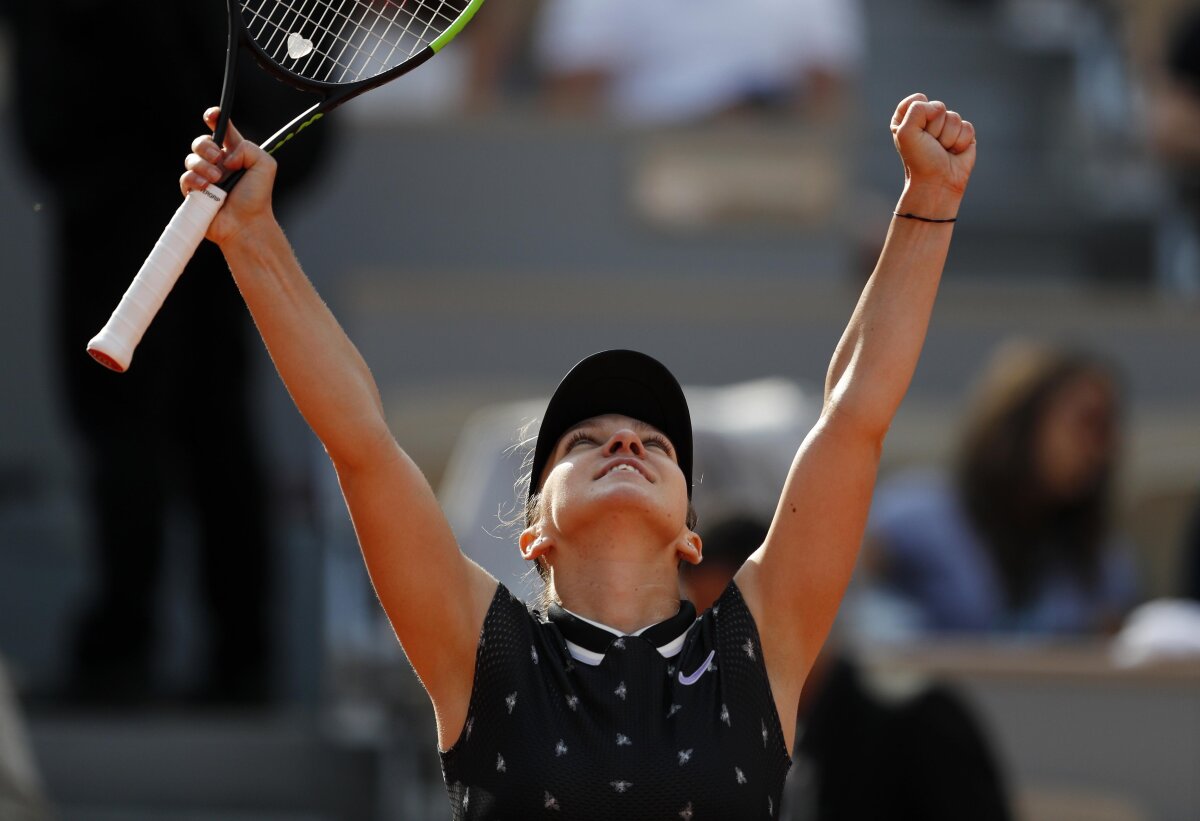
<box><xmin>529</xmin><ymin>350</ymin><xmax>693</xmax><ymax>500</ymax></box>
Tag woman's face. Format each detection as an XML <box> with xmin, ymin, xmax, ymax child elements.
<box><xmin>535</xmin><ymin>413</ymin><xmax>691</xmax><ymax>538</ymax></box>
<box><xmin>1033</xmin><ymin>372</ymin><xmax>1118</xmax><ymax>501</ymax></box>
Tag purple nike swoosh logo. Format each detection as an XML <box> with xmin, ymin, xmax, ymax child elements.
<box><xmin>677</xmin><ymin>650</ymin><xmax>715</xmax><ymax>685</ymax></box>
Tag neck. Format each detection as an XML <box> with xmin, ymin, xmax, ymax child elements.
<box><xmin>546</xmin><ymin>537</ymin><xmax>682</xmax><ymax>634</ymax></box>
<box><xmin>536</xmin><ymin>499</ymin><xmax>692</xmax><ymax>633</ymax></box>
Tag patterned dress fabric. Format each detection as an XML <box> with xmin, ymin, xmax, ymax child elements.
<box><xmin>440</xmin><ymin>581</ymin><xmax>791</xmax><ymax>819</ymax></box>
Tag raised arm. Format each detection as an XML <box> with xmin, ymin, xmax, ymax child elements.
<box><xmin>183</xmin><ymin>109</ymin><xmax>496</xmax><ymax>747</ymax></box>
<box><xmin>734</xmin><ymin>93</ymin><xmax>976</xmax><ymax>749</ymax></box>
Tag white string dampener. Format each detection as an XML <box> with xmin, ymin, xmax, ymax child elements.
<box><xmin>87</xmin><ymin>184</ymin><xmax>227</xmax><ymax>372</ymax></box>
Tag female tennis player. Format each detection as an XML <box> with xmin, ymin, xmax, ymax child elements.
<box><xmin>182</xmin><ymin>91</ymin><xmax>975</xmax><ymax>818</ymax></box>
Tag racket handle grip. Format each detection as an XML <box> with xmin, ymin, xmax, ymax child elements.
<box><xmin>87</xmin><ymin>185</ymin><xmax>227</xmax><ymax>372</ymax></box>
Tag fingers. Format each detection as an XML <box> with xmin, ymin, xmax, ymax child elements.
<box><xmin>923</xmin><ymin>106</ymin><xmax>975</xmax><ymax>154</ymax></box>
<box><xmin>896</xmin><ymin>95</ymin><xmax>974</xmax><ymax>154</ymax></box>
<box><xmin>953</xmin><ymin>120</ymin><xmax>976</xmax><ymax>155</ymax></box>
<box><xmin>905</xmin><ymin>100</ymin><xmax>946</xmax><ymax>138</ymax></box>
<box><xmin>181</xmin><ymin>107</ymin><xmax>273</xmax><ymax>196</ymax></box>
<box><xmin>182</xmin><ymin>147</ymin><xmax>221</xmax><ymax>190</ymax></box>
<box><xmin>181</xmin><ymin>134</ymin><xmax>227</xmax><ymax>195</ymax></box>
<box><xmin>203</xmin><ymin>106</ymin><xmax>245</xmax><ymax>149</ymax></box>
<box><xmin>891</xmin><ymin>92</ymin><xmax>929</xmax><ymax>131</ymax></box>
<box><xmin>936</xmin><ymin>109</ymin><xmax>962</xmax><ymax>150</ymax></box>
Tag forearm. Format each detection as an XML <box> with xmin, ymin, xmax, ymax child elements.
<box><xmin>824</xmin><ymin>183</ymin><xmax>962</xmax><ymax>433</ymax></box>
<box><xmin>221</xmin><ymin>219</ymin><xmax>389</xmax><ymax>466</ymax></box>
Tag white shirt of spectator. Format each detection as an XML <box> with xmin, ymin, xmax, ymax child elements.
<box><xmin>535</xmin><ymin>0</ymin><xmax>865</xmax><ymax>124</ymax></box>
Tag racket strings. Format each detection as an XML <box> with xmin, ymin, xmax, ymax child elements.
<box><xmin>241</xmin><ymin>0</ymin><xmax>466</xmax><ymax>84</ymax></box>
<box><xmin>253</xmin><ymin>0</ymin><xmax>440</xmax><ymax>80</ymax></box>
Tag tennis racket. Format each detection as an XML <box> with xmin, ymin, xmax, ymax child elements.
<box><xmin>87</xmin><ymin>0</ymin><xmax>484</xmax><ymax>372</ymax></box>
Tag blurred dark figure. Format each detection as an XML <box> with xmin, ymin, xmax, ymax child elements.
<box><xmin>3</xmin><ymin>1</ymin><xmax>330</xmax><ymax>707</ymax></box>
<box><xmin>682</xmin><ymin>515</ymin><xmax>1012</xmax><ymax>821</ymax></box>
<box><xmin>783</xmin><ymin>653</ymin><xmax>1011</xmax><ymax>821</ymax></box>
<box><xmin>1185</xmin><ymin>491</ymin><xmax>1200</xmax><ymax>601</ymax></box>
<box><xmin>862</xmin><ymin>339</ymin><xmax>1138</xmax><ymax>636</ymax></box>
<box><xmin>1148</xmin><ymin>3</ymin><xmax>1200</xmax><ymax>295</ymax></box>
<box><xmin>1139</xmin><ymin>2</ymin><xmax>1200</xmax><ymax>599</ymax></box>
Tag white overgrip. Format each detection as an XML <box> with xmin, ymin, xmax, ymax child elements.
<box><xmin>86</xmin><ymin>185</ymin><xmax>227</xmax><ymax>372</ymax></box>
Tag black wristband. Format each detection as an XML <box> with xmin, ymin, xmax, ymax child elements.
<box><xmin>894</xmin><ymin>211</ymin><xmax>957</xmax><ymax>223</ymax></box>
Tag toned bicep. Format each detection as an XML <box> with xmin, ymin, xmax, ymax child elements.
<box><xmin>735</xmin><ymin>413</ymin><xmax>883</xmax><ymax>731</ymax></box>
<box><xmin>333</xmin><ymin>439</ymin><xmax>496</xmax><ymax>708</ymax></box>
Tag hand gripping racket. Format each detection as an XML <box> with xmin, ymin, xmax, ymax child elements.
<box><xmin>87</xmin><ymin>0</ymin><xmax>484</xmax><ymax>372</ymax></box>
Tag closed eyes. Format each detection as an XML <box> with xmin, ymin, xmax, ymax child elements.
<box><xmin>564</xmin><ymin>430</ymin><xmax>599</xmax><ymax>451</ymax></box>
<box><xmin>560</xmin><ymin>425</ymin><xmax>675</xmax><ymax>459</ymax></box>
<box><xmin>642</xmin><ymin>433</ymin><xmax>674</xmax><ymax>455</ymax></box>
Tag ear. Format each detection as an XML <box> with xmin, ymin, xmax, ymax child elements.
<box><xmin>519</xmin><ymin>528</ymin><xmax>554</xmax><ymax>563</ymax></box>
<box><xmin>676</xmin><ymin>531</ymin><xmax>703</xmax><ymax>566</ymax></box>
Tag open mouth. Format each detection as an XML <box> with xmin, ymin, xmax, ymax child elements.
<box><xmin>596</xmin><ymin>460</ymin><xmax>650</xmax><ymax>481</ymax></box>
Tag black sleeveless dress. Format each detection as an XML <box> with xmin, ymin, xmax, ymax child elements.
<box><xmin>439</xmin><ymin>581</ymin><xmax>792</xmax><ymax>819</ymax></box>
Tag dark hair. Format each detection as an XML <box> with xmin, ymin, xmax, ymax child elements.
<box><xmin>954</xmin><ymin>341</ymin><xmax>1121</xmax><ymax>608</ymax></box>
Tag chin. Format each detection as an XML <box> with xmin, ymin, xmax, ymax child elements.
<box><xmin>572</xmin><ymin>490</ymin><xmax>683</xmax><ymax>532</ymax></box>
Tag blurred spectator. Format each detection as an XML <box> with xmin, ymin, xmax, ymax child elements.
<box><xmin>684</xmin><ymin>515</ymin><xmax>1012</xmax><ymax>820</ymax></box>
<box><xmin>1185</xmin><ymin>489</ymin><xmax>1200</xmax><ymax>600</ymax></box>
<box><xmin>1147</xmin><ymin>3</ymin><xmax>1200</xmax><ymax>296</ymax></box>
<box><xmin>3</xmin><ymin>2</ymin><xmax>330</xmax><ymax>707</ymax></box>
<box><xmin>463</xmin><ymin>0</ymin><xmax>544</xmax><ymax>112</ymax></box>
<box><xmin>783</xmin><ymin>652</ymin><xmax>1012</xmax><ymax>821</ymax></box>
<box><xmin>860</xmin><ymin>339</ymin><xmax>1139</xmax><ymax>637</ymax></box>
<box><xmin>532</xmin><ymin>0</ymin><xmax>865</xmax><ymax>125</ymax></box>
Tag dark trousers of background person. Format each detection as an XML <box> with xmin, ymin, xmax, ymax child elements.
<box><xmin>4</xmin><ymin>0</ymin><xmax>331</xmax><ymax>707</ymax></box>
<box><xmin>57</xmin><ymin>200</ymin><xmax>271</xmax><ymax>704</ymax></box>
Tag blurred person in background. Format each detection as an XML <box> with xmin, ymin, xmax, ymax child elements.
<box><xmin>3</xmin><ymin>1</ymin><xmax>330</xmax><ymax>707</ymax></box>
<box><xmin>685</xmin><ymin>515</ymin><xmax>1012</xmax><ymax>821</ymax></box>
<box><xmin>1147</xmin><ymin>3</ymin><xmax>1200</xmax><ymax>296</ymax></box>
<box><xmin>1184</xmin><ymin>491</ymin><xmax>1200</xmax><ymax>600</ymax></box>
<box><xmin>782</xmin><ymin>646</ymin><xmax>1012</xmax><ymax>821</ymax></box>
<box><xmin>1133</xmin><ymin>0</ymin><xmax>1200</xmax><ymax>590</ymax></box>
<box><xmin>462</xmin><ymin>0</ymin><xmax>544</xmax><ymax>112</ymax></box>
<box><xmin>860</xmin><ymin>339</ymin><xmax>1139</xmax><ymax>637</ymax></box>
<box><xmin>531</xmin><ymin>0</ymin><xmax>865</xmax><ymax>125</ymax></box>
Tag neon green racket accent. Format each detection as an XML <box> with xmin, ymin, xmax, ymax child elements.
<box><xmin>431</xmin><ymin>0</ymin><xmax>485</xmax><ymax>53</ymax></box>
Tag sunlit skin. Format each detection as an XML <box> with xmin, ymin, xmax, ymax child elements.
<box><xmin>520</xmin><ymin>414</ymin><xmax>702</xmax><ymax>635</ymax></box>
<box><xmin>179</xmin><ymin>91</ymin><xmax>975</xmax><ymax>755</ymax></box>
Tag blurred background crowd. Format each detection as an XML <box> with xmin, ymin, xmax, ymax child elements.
<box><xmin>1</xmin><ymin>0</ymin><xmax>1199</xmax><ymax>819</ymax></box>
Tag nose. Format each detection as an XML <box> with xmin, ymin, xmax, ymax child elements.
<box><xmin>604</xmin><ymin>428</ymin><xmax>644</xmax><ymax>458</ymax></box>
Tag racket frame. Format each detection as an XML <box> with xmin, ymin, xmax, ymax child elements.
<box><xmin>86</xmin><ymin>0</ymin><xmax>484</xmax><ymax>372</ymax></box>
<box><xmin>231</xmin><ymin>0</ymin><xmax>482</xmax><ymax>156</ymax></box>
